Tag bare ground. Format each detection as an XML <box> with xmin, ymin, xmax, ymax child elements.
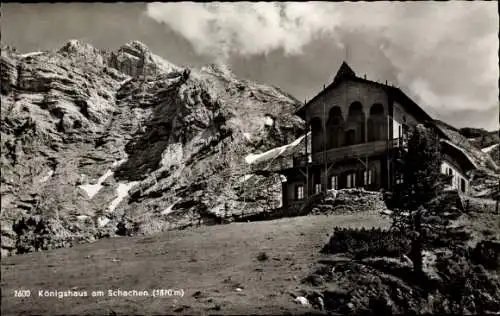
<box><xmin>1</xmin><ymin>212</ymin><xmax>389</xmax><ymax>315</ymax></box>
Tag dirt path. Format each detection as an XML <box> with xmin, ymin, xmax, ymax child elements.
<box><xmin>1</xmin><ymin>213</ymin><xmax>389</xmax><ymax>315</ymax></box>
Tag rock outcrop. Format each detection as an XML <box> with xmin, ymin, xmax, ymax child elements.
<box><xmin>0</xmin><ymin>40</ymin><xmax>304</xmax><ymax>255</ymax></box>
<box><xmin>107</xmin><ymin>40</ymin><xmax>180</xmax><ymax>77</ymax></box>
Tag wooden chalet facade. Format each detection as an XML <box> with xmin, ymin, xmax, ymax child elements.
<box><xmin>278</xmin><ymin>61</ymin><xmax>475</xmax><ymax>211</ymax></box>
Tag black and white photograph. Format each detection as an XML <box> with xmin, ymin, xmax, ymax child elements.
<box><xmin>1</xmin><ymin>1</ymin><xmax>499</xmax><ymax>315</ymax></box>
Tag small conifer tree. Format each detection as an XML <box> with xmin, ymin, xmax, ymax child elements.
<box><xmin>387</xmin><ymin>124</ymin><xmax>451</xmax><ymax>275</ymax></box>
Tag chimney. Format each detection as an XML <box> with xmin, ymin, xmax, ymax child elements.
<box><xmin>364</xmin><ymin>74</ymin><xmax>366</xmax><ymax>79</ymax></box>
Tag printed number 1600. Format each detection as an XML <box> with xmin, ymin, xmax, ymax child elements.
<box><xmin>14</xmin><ymin>290</ymin><xmax>31</xmax><ymax>297</ymax></box>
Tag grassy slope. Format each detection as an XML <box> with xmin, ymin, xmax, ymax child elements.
<box><xmin>1</xmin><ymin>213</ymin><xmax>389</xmax><ymax>315</ymax></box>
<box><xmin>459</xmin><ymin>197</ymin><xmax>500</xmax><ymax>246</ymax></box>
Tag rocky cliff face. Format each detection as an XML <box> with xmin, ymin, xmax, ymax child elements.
<box><xmin>0</xmin><ymin>40</ymin><xmax>304</xmax><ymax>256</ymax></box>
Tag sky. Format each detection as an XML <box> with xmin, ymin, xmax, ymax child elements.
<box><xmin>2</xmin><ymin>2</ymin><xmax>499</xmax><ymax>131</ymax></box>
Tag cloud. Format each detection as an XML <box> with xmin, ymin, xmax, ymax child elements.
<box><xmin>146</xmin><ymin>2</ymin><xmax>498</xmax><ymax>116</ymax></box>
<box><xmin>146</xmin><ymin>2</ymin><xmax>344</xmax><ymax>59</ymax></box>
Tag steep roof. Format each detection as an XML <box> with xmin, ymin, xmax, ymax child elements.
<box><xmin>432</xmin><ymin>120</ymin><xmax>499</xmax><ymax>172</ymax></box>
<box><xmin>332</xmin><ymin>61</ymin><xmax>356</xmax><ymax>85</ymax></box>
<box><xmin>440</xmin><ymin>139</ymin><xmax>479</xmax><ymax>171</ymax></box>
<box><xmin>295</xmin><ymin>61</ymin><xmax>434</xmax><ymax>123</ymax></box>
<box><xmin>387</xmin><ymin>85</ymin><xmax>434</xmax><ymax>122</ymax></box>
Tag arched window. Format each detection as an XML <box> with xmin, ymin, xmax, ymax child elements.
<box><xmin>310</xmin><ymin>117</ymin><xmax>323</xmax><ymax>154</ymax></box>
<box><xmin>344</xmin><ymin>102</ymin><xmax>365</xmax><ymax>145</ymax></box>
<box><xmin>326</xmin><ymin>106</ymin><xmax>344</xmax><ymax>149</ymax></box>
<box><xmin>367</xmin><ymin>103</ymin><xmax>385</xmax><ymax>141</ymax></box>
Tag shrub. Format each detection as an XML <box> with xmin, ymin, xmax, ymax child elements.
<box><xmin>435</xmin><ymin>250</ymin><xmax>500</xmax><ymax>314</ymax></box>
<box><xmin>256</xmin><ymin>251</ymin><xmax>269</xmax><ymax>261</ymax></box>
<box><xmin>424</xmin><ymin>228</ymin><xmax>471</xmax><ymax>249</ymax></box>
<box><xmin>470</xmin><ymin>240</ymin><xmax>500</xmax><ymax>270</ymax></box>
<box><xmin>321</xmin><ymin>227</ymin><xmax>411</xmax><ymax>259</ymax></box>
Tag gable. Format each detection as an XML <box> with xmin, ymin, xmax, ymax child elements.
<box><xmin>296</xmin><ymin>61</ymin><xmax>358</xmax><ymax>119</ymax></box>
<box><xmin>302</xmin><ymin>78</ymin><xmax>390</xmax><ymax>124</ymax></box>
<box><xmin>333</xmin><ymin>61</ymin><xmax>356</xmax><ymax>84</ymax></box>
<box><xmin>296</xmin><ymin>61</ymin><xmax>435</xmax><ymax>127</ymax></box>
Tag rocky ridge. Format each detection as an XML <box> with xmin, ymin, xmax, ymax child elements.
<box><xmin>0</xmin><ymin>40</ymin><xmax>304</xmax><ymax>256</ymax></box>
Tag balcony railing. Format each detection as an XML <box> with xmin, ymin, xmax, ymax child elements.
<box><xmin>294</xmin><ymin>138</ymin><xmax>402</xmax><ymax>166</ymax></box>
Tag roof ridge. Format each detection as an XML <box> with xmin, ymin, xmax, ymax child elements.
<box><xmin>333</xmin><ymin>61</ymin><xmax>356</xmax><ymax>84</ymax></box>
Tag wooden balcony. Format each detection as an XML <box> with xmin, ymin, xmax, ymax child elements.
<box><xmin>294</xmin><ymin>139</ymin><xmax>402</xmax><ymax>166</ymax></box>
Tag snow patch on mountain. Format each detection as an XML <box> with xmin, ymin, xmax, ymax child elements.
<box><xmin>79</xmin><ymin>169</ymin><xmax>114</xmax><ymax>199</ymax></box>
<box><xmin>106</xmin><ymin>181</ymin><xmax>140</xmax><ymax>213</ymax></box>
<box><xmin>245</xmin><ymin>133</ymin><xmax>308</xmax><ymax>165</ymax></box>
<box><xmin>482</xmin><ymin>143</ymin><xmax>499</xmax><ymax>153</ymax></box>
<box><xmin>76</xmin><ymin>215</ymin><xmax>90</xmax><ymax>221</ymax></box>
<box><xmin>264</xmin><ymin>116</ymin><xmax>274</xmax><ymax>126</ymax></box>
<box><xmin>97</xmin><ymin>216</ymin><xmax>110</xmax><ymax>227</ymax></box>
<box><xmin>119</xmin><ymin>77</ymin><xmax>133</xmax><ymax>86</ymax></box>
<box><xmin>239</xmin><ymin>174</ymin><xmax>254</xmax><ymax>183</ymax></box>
<box><xmin>112</xmin><ymin>158</ymin><xmax>128</xmax><ymax>168</ymax></box>
<box><xmin>243</xmin><ymin>133</ymin><xmax>252</xmax><ymax>141</ymax></box>
<box><xmin>18</xmin><ymin>52</ymin><xmax>44</xmax><ymax>58</ymax></box>
<box><xmin>39</xmin><ymin>170</ymin><xmax>54</xmax><ymax>183</ymax></box>
<box><xmin>161</xmin><ymin>199</ymin><xmax>181</xmax><ymax>215</ymax></box>
<box><xmin>160</xmin><ymin>143</ymin><xmax>183</xmax><ymax>169</ymax></box>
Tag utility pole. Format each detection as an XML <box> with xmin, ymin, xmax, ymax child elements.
<box><xmin>305</xmin><ymin>113</ymin><xmax>309</xmax><ymax>199</ymax></box>
<box><xmin>364</xmin><ymin>108</ymin><xmax>368</xmax><ymax>188</ymax></box>
<box><xmin>387</xmin><ymin>114</ymin><xmax>391</xmax><ymax>190</ymax></box>
<box><xmin>323</xmin><ymin>100</ymin><xmax>327</xmax><ymax>193</ymax></box>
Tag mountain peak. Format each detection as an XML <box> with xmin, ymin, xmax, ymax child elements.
<box><xmin>57</xmin><ymin>39</ymin><xmax>104</xmax><ymax>66</ymax></box>
<box><xmin>59</xmin><ymin>39</ymin><xmax>98</xmax><ymax>55</ymax></box>
<box><xmin>109</xmin><ymin>40</ymin><xmax>179</xmax><ymax>77</ymax></box>
<box><xmin>114</xmin><ymin>40</ymin><xmax>156</xmax><ymax>62</ymax></box>
<box><xmin>201</xmin><ymin>62</ymin><xmax>235</xmax><ymax>78</ymax></box>
<box><xmin>120</xmin><ymin>40</ymin><xmax>151</xmax><ymax>55</ymax></box>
